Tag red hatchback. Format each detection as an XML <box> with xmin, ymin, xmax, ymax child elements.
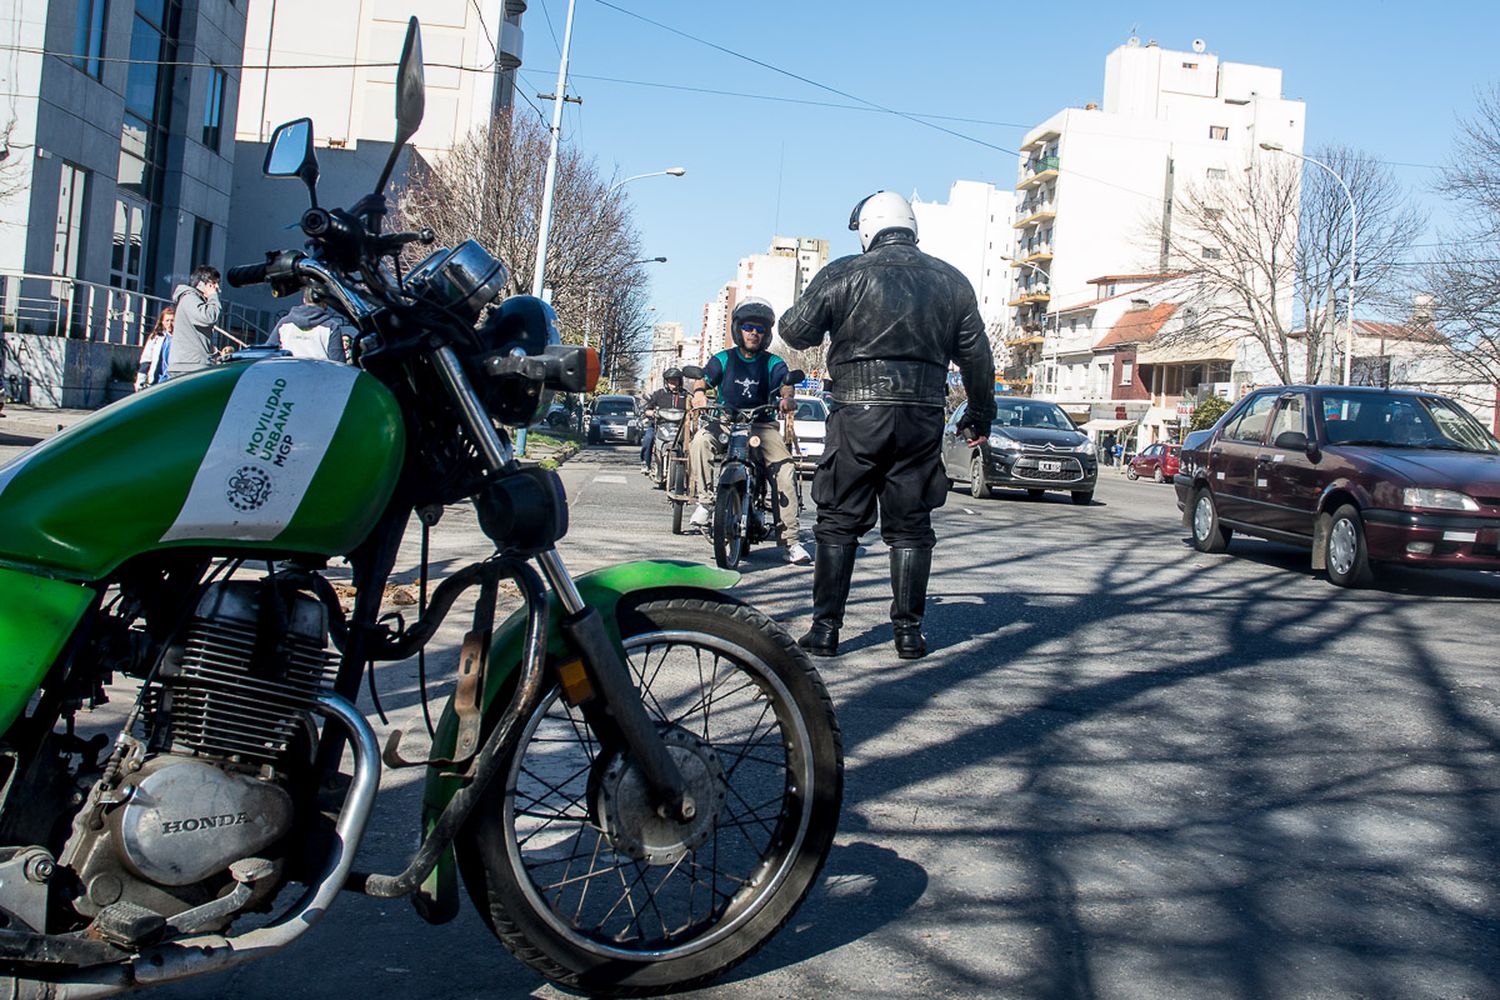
<box><xmin>1128</xmin><ymin>443</ymin><xmax>1180</xmax><ymax>482</ymax></box>
<box><xmin>1174</xmin><ymin>386</ymin><xmax>1500</xmax><ymax>587</ymax></box>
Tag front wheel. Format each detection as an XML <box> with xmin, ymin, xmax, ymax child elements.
<box><xmin>1126</xmin><ymin>466</ymin><xmax>1139</xmax><ymax>481</ymax></box>
<box><xmin>1190</xmin><ymin>487</ymin><xmax>1231</xmax><ymax>553</ymax></box>
<box><xmin>713</xmin><ymin>481</ymin><xmax>748</xmax><ymax>569</ymax></box>
<box><xmin>671</xmin><ymin>499</ymin><xmax>685</xmax><ymax>535</ymax></box>
<box><xmin>1325</xmin><ymin>504</ymin><xmax>1375</xmax><ymax>588</ymax></box>
<box><xmin>1152</xmin><ymin>467</ymin><xmax>1164</xmax><ymax>483</ymax></box>
<box><xmin>1071</xmin><ymin>490</ymin><xmax>1093</xmax><ymax>506</ymax></box>
<box><xmin>969</xmin><ymin>453</ymin><xmax>990</xmax><ymax>499</ymax></box>
<box><xmin>457</xmin><ymin>597</ymin><xmax>844</xmax><ymax>997</ymax></box>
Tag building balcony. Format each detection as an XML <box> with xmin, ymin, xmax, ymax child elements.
<box><xmin>1020</xmin><ymin>128</ymin><xmax>1060</xmax><ymax>153</ymax></box>
<box><xmin>1015</xmin><ymin>155</ymin><xmax>1060</xmax><ymax>190</ymax></box>
<box><xmin>1005</xmin><ymin>333</ymin><xmax>1045</xmax><ymax>348</ymax></box>
<box><xmin>1011</xmin><ymin>208</ymin><xmax>1057</xmax><ymax>229</ymax></box>
<box><xmin>1011</xmin><ymin>251</ymin><xmax>1054</xmax><ymax>266</ymax></box>
<box><xmin>1007</xmin><ymin>291</ymin><xmax>1052</xmax><ymax>308</ymax></box>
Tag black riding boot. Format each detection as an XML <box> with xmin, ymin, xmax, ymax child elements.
<box><xmin>889</xmin><ymin>546</ymin><xmax>932</xmax><ymax>659</ymax></box>
<box><xmin>798</xmin><ymin>543</ymin><xmax>856</xmax><ymax>657</ymax></box>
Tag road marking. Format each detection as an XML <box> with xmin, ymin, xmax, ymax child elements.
<box><xmin>594</xmin><ymin>475</ymin><xmax>628</xmax><ymax>484</ymax></box>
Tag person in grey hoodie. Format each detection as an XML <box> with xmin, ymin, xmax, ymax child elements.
<box><xmin>167</xmin><ymin>264</ymin><xmax>222</xmax><ymax>377</ymax></box>
<box><xmin>264</xmin><ymin>289</ymin><xmax>351</xmax><ymax>362</ymax></box>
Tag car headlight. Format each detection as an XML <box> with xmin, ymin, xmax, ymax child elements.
<box><xmin>627</xmin><ymin>419</ymin><xmax>639</xmax><ymax>428</ymax></box>
<box><xmin>988</xmin><ymin>434</ymin><xmax>1022</xmax><ymax>451</ymax></box>
<box><xmin>1402</xmin><ymin>487</ymin><xmax>1479</xmax><ymax>511</ymax></box>
<box><xmin>1074</xmin><ymin>440</ymin><xmax>1095</xmax><ymax>454</ymax></box>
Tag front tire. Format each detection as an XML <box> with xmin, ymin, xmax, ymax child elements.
<box><xmin>1325</xmin><ymin>504</ymin><xmax>1375</xmax><ymax>587</ymax></box>
<box><xmin>1126</xmin><ymin>466</ymin><xmax>1139</xmax><ymax>481</ymax></box>
<box><xmin>456</xmin><ymin>597</ymin><xmax>843</xmax><ymax>997</ymax></box>
<box><xmin>713</xmin><ymin>482</ymin><xmax>747</xmax><ymax>569</ymax></box>
<box><xmin>671</xmin><ymin>499</ymin><xmax>685</xmax><ymax>535</ymax></box>
<box><xmin>1189</xmin><ymin>487</ymin><xmax>1231</xmax><ymax>553</ymax></box>
<box><xmin>1152</xmin><ymin>467</ymin><xmax>1164</xmax><ymax>483</ymax></box>
<box><xmin>969</xmin><ymin>454</ymin><xmax>990</xmax><ymax>499</ymax></box>
<box><xmin>1071</xmin><ymin>490</ymin><xmax>1093</xmax><ymax>506</ymax></box>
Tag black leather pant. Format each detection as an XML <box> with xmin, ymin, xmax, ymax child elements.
<box><xmin>811</xmin><ymin>404</ymin><xmax>947</xmax><ymax>549</ymax></box>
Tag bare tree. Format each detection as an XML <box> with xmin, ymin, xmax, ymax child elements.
<box><xmin>1149</xmin><ymin>146</ymin><xmax>1424</xmax><ymax>385</ymax></box>
<box><xmin>393</xmin><ymin>113</ymin><xmax>648</xmax><ymax>352</ymax></box>
<box><xmin>1428</xmin><ymin>86</ymin><xmax>1500</xmax><ymax>397</ymax></box>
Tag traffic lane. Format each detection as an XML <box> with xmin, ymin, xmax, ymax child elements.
<box><xmin>728</xmin><ymin>470</ymin><xmax>1500</xmax><ymax>998</ymax></box>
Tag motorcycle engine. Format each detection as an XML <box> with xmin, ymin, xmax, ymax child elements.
<box><xmin>63</xmin><ymin>580</ymin><xmax>337</xmax><ymax>923</ymax></box>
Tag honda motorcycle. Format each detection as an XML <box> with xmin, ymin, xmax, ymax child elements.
<box><xmin>0</xmin><ymin>20</ymin><xmax>841</xmax><ymax>998</ymax></box>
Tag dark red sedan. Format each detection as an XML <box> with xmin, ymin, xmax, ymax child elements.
<box><xmin>1174</xmin><ymin>386</ymin><xmax>1500</xmax><ymax>586</ymax></box>
<box><xmin>1128</xmin><ymin>443</ymin><xmax>1180</xmax><ymax>482</ymax></box>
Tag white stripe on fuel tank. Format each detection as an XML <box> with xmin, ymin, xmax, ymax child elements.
<box><xmin>161</xmin><ymin>361</ymin><xmax>359</xmax><ymax>543</ymax></box>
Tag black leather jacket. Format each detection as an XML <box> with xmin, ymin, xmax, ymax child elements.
<box><xmin>778</xmin><ymin>231</ymin><xmax>996</xmax><ymax>430</ymax></box>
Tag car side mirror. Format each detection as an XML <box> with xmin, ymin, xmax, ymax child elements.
<box><xmin>264</xmin><ymin>117</ymin><xmax>319</xmax><ymax>207</ymax></box>
<box><xmin>1274</xmin><ymin>430</ymin><xmax>1309</xmax><ymax>452</ymax></box>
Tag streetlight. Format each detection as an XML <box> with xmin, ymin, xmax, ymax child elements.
<box><xmin>607</xmin><ymin>168</ymin><xmax>686</xmax><ymax>196</ymax></box>
<box><xmin>1260</xmin><ymin>141</ymin><xmax>1358</xmax><ymax>385</ymax></box>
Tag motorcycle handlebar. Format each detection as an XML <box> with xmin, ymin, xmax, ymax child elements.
<box><xmin>226</xmin><ymin>260</ymin><xmax>270</xmax><ymax>287</ymax></box>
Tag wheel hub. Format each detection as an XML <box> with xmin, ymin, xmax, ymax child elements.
<box><xmin>595</xmin><ymin>729</ymin><xmax>728</xmax><ymax>866</ymax></box>
<box><xmin>1193</xmin><ymin>495</ymin><xmax>1212</xmax><ymax>538</ymax></box>
<box><xmin>1329</xmin><ymin>519</ymin><xmax>1356</xmax><ymax>575</ymax></box>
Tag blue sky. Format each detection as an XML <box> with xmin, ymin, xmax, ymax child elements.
<box><xmin>512</xmin><ymin>0</ymin><xmax>1499</xmax><ymax>334</ymax></box>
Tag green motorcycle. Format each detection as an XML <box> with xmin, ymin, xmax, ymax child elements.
<box><xmin>0</xmin><ymin>20</ymin><xmax>841</xmax><ymax>998</ymax></box>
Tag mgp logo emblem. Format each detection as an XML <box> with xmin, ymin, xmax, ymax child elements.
<box><xmin>226</xmin><ymin>465</ymin><xmax>272</xmax><ymax>512</ymax></box>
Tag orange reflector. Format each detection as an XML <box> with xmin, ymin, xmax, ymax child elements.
<box><xmin>748</xmin><ymin>435</ymin><xmax>761</xmax><ymax>448</ymax></box>
<box><xmin>582</xmin><ymin>349</ymin><xmax>602</xmax><ymax>392</ymax></box>
<box><xmin>557</xmin><ymin>658</ymin><xmax>594</xmax><ymax>706</ymax></box>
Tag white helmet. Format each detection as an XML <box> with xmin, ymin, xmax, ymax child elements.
<box><xmin>849</xmin><ymin>191</ymin><xmax>917</xmax><ymax>251</ymax></box>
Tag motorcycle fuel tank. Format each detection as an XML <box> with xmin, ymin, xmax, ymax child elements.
<box><xmin>0</xmin><ymin>359</ymin><xmax>405</xmax><ymax>580</ymax></box>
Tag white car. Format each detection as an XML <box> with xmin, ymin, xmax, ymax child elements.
<box><xmin>781</xmin><ymin>395</ymin><xmax>829</xmax><ymax>473</ymax></box>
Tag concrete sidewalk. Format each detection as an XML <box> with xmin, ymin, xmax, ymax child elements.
<box><xmin>0</xmin><ymin>403</ymin><xmax>98</xmax><ymax>444</ymax></box>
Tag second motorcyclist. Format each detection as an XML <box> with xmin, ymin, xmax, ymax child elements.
<box><xmin>688</xmin><ymin>298</ymin><xmax>811</xmax><ymax>565</ymax></box>
<box><xmin>640</xmin><ymin>367</ymin><xmax>689</xmax><ymax>474</ymax></box>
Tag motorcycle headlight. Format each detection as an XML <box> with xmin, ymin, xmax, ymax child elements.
<box><xmin>404</xmin><ymin>240</ymin><xmax>507</xmax><ymax>323</ymax></box>
<box><xmin>1402</xmin><ymin>487</ymin><xmax>1479</xmax><ymax>511</ymax></box>
<box><xmin>988</xmin><ymin>434</ymin><xmax>1022</xmax><ymax>451</ymax></box>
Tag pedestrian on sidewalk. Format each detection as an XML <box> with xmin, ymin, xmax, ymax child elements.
<box><xmin>134</xmin><ymin>307</ymin><xmax>174</xmax><ymax>390</ymax></box>
<box><xmin>779</xmin><ymin>191</ymin><xmax>995</xmax><ymax>659</ymax></box>
<box><xmin>167</xmin><ymin>265</ymin><xmax>223</xmax><ymax>377</ymax></box>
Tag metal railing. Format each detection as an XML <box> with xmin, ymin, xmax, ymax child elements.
<box><xmin>0</xmin><ymin>270</ymin><xmax>268</xmax><ymax>349</ymax></box>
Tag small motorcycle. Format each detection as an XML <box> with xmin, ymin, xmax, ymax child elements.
<box><xmin>684</xmin><ymin>383</ymin><xmax>803</xmax><ymax>569</ymax></box>
<box><xmin>646</xmin><ymin>405</ymin><xmax>686</xmax><ymax>490</ymax></box>
<box><xmin>0</xmin><ymin>20</ymin><xmax>841</xmax><ymax>999</ymax></box>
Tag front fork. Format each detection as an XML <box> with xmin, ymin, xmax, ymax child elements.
<box><xmin>433</xmin><ymin>347</ymin><xmax>694</xmax><ymax>823</ymax></box>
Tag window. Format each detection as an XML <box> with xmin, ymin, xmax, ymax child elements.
<box><xmin>202</xmin><ymin>65</ymin><xmax>227</xmax><ymax>151</ymax></box>
<box><xmin>190</xmin><ymin>217</ymin><xmax>212</xmax><ymax>268</ymax></box>
<box><xmin>1268</xmin><ymin>394</ymin><xmax>1306</xmax><ymax>446</ymax></box>
<box><xmin>1182</xmin><ymin>61</ymin><xmax>1199</xmax><ymax>70</ymax></box>
<box><xmin>1209</xmin><ymin>125</ymin><xmax>1229</xmax><ymax>141</ymax></box>
<box><xmin>1120</xmin><ymin>360</ymin><xmax>1134</xmax><ymax>385</ymax></box>
<box><xmin>73</xmin><ymin>0</ymin><xmax>108</xmax><ymax>79</ymax></box>
<box><xmin>1207</xmin><ymin>167</ymin><xmax>1228</xmax><ymax>181</ymax></box>
<box><xmin>53</xmin><ymin>164</ymin><xmax>88</xmax><ymax>279</ymax></box>
<box><xmin>1202</xmin><ymin>247</ymin><xmax>1222</xmax><ymax>260</ymax></box>
<box><xmin>1224</xmin><ymin>393</ymin><xmax>1278</xmax><ymax>444</ymax></box>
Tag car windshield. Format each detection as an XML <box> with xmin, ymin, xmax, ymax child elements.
<box><xmin>1320</xmin><ymin>393</ymin><xmax>1498</xmax><ymax>453</ymax></box>
<box><xmin>794</xmin><ymin>399</ymin><xmax>828</xmax><ymax>421</ymax></box>
<box><xmin>991</xmin><ymin>400</ymin><xmax>1076</xmax><ymax>431</ymax></box>
<box><xmin>594</xmin><ymin>399</ymin><xmax>634</xmax><ymax>416</ymax></box>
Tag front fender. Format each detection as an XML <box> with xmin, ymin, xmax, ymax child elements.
<box><xmin>718</xmin><ymin>462</ymin><xmax>750</xmax><ymax>488</ymax></box>
<box><xmin>414</xmin><ymin>559</ymin><xmax>738</xmax><ymax>922</ymax></box>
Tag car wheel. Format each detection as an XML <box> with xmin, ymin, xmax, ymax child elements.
<box><xmin>969</xmin><ymin>454</ymin><xmax>990</xmax><ymax>499</ymax></box>
<box><xmin>1126</xmin><ymin>466</ymin><xmax>1139</xmax><ymax>481</ymax></box>
<box><xmin>1325</xmin><ymin>504</ymin><xmax>1375</xmax><ymax>588</ymax></box>
<box><xmin>1071</xmin><ymin>491</ymin><xmax>1093</xmax><ymax>506</ymax></box>
<box><xmin>1152</xmin><ymin>467</ymin><xmax>1164</xmax><ymax>483</ymax></box>
<box><xmin>1026</xmin><ymin>488</ymin><xmax>1046</xmax><ymax>499</ymax></box>
<box><xmin>1190</xmin><ymin>487</ymin><xmax>1231</xmax><ymax>554</ymax></box>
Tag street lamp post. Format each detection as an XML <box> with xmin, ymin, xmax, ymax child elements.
<box><xmin>1260</xmin><ymin>141</ymin><xmax>1358</xmax><ymax>385</ymax></box>
<box><xmin>607</xmin><ymin>168</ymin><xmax>686</xmax><ymax>196</ymax></box>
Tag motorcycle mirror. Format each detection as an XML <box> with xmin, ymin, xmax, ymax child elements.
<box><xmin>786</xmin><ymin>369</ymin><xmax>806</xmax><ymax>385</ymax></box>
<box><xmin>680</xmin><ymin>365</ymin><xmax>705</xmax><ymax>380</ymax></box>
<box><xmin>264</xmin><ymin>118</ymin><xmax>319</xmax><ymax>208</ymax></box>
<box><xmin>374</xmin><ymin>18</ymin><xmax>425</xmax><ymax>197</ymax></box>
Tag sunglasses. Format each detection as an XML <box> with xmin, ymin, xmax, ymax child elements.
<box><xmin>739</xmin><ymin>323</ymin><xmax>767</xmax><ymax>334</ymax></box>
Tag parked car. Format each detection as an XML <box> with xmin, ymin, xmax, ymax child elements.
<box><xmin>781</xmin><ymin>394</ymin><xmax>829</xmax><ymax>473</ymax></box>
<box><xmin>1174</xmin><ymin>385</ymin><xmax>1500</xmax><ymax>586</ymax></box>
<box><xmin>943</xmin><ymin>397</ymin><xmax>1098</xmax><ymax>505</ymax></box>
<box><xmin>587</xmin><ymin>394</ymin><xmax>642</xmax><ymax>445</ymax></box>
<box><xmin>1128</xmin><ymin>442</ymin><xmax>1181</xmax><ymax>482</ymax></box>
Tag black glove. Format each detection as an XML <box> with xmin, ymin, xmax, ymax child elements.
<box><xmin>960</xmin><ymin>419</ymin><xmax>989</xmax><ymax>442</ymax></box>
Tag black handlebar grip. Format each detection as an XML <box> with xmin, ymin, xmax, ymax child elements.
<box><xmin>226</xmin><ymin>260</ymin><xmax>270</xmax><ymax>287</ymax></box>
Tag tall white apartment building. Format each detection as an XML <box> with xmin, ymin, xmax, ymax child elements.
<box><xmin>1010</xmin><ymin>38</ymin><xmax>1305</xmax><ymax>390</ymax></box>
<box><xmin>769</xmin><ymin>235</ymin><xmax>829</xmax><ymax>300</ymax></box>
<box><xmin>647</xmin><ymin>321</ymin><xmax>686</xmax><ymax>386</ymax></box>
<box><xmin>911</xmin><ymin>180</ymin><xmax>1013</xmax><ymax>341</ymax></box>
<box><xmin>735</xmin><ymin>252</ymin><xmax>798</xmax><ymax>334</ymax></box>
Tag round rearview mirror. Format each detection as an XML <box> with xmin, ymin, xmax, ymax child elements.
<box><xmin>680</xmin><ymin>365</ymin><xmax>705</xmax><ymax>380</ymax></box>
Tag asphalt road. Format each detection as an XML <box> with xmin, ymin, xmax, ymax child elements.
<box><xmin>9</xmin><ymin>425</ymin><xmax>1500</xmax><ymax>999</ymax></box>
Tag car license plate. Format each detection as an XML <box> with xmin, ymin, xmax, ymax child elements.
<box><xmin>1039</xmin><ymin>460</ymin><xmax>1061</xmax><ymax>472</ymax></box>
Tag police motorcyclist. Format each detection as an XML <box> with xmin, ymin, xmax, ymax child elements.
<box><xmin>640</xmin><ymin>367</ymin><xmax>689</xmax><ymax>474</ymax></box>
<box><xmin>688</xmin><ymin>298</ymin><xmax>812</xmax><ymax>566</ymax></box>
<box><xmin>778</xmin><ymin>191</ymin><xmax>996</xmax><ymax>658</ymax></box>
